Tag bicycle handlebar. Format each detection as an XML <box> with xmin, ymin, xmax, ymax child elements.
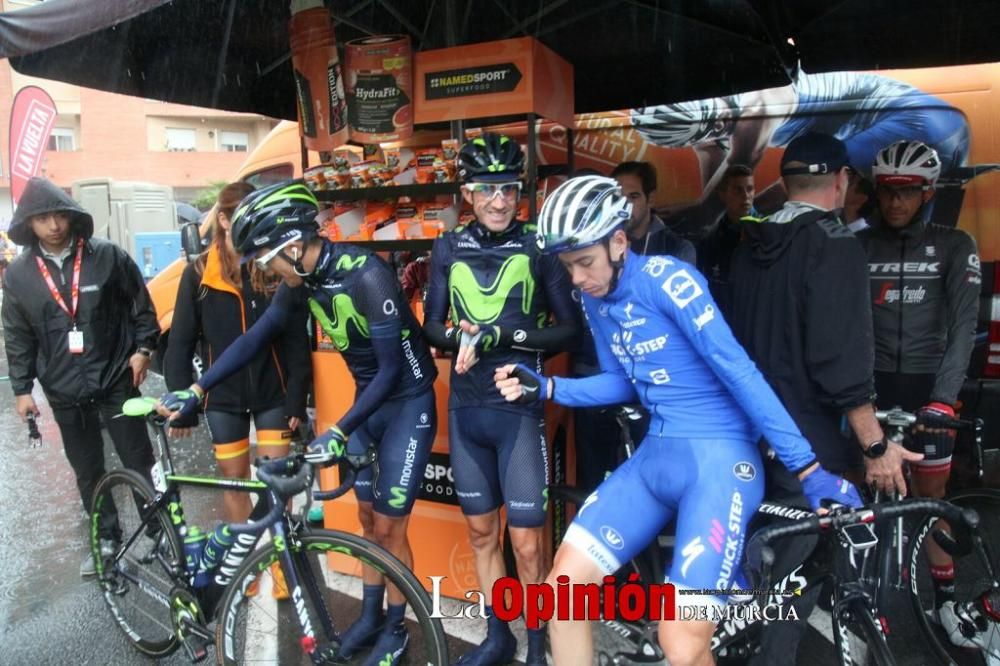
<box><xmin>312</xmin><ymin>447</ymin><xmax>377</xmax><ymax>501</ymax></box>
<box><xmin>224</xmin><ymin>457</ymin><xmax>312</xmax><ymax>536</ymax></box>
<box><xmin>744</xmin><ymin>498</ymin><xmax>979</xmax><ymax>586</ymax></box>
<box><xmin>875</xmin><ymin>407</ymin><xmax>978</xmax><ymax>432</ymax></box>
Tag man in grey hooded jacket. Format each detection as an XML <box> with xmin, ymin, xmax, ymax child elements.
<box><xmin>2</xmin><ymin>177</ymin><xmax>159</xmax><ymax>578</ymax></box>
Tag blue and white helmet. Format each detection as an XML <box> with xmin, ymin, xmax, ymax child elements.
<box><xmin>536</xmin><ymin>176</ymin><xmax>631</xmax><ymax>254</ymax></box>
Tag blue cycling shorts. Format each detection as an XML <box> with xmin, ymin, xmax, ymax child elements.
<box><xmin>449</xmin><ymin>407</ymin><xmax>549</xmax><ymax>528</ymax></box>
<box><xmin>563</xmin><ymin>434</ymin><xmax>764</xmax><ymax>607</ymax></box>
<box><xmin>347</xmin><ymin>388</ymin><xmax>436</xmax><ymax>517</ymax></box>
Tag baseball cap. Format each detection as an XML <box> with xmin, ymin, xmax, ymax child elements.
<box><xmin>781</xmin><ymin>132</ymin><xmax>850</xmax><ymax>176</ymax></box>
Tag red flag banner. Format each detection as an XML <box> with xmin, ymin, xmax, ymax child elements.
<box><xmin>9</xmin><ymin>85</ymin><xmax>57</xmax><ymax>205</ymax></box>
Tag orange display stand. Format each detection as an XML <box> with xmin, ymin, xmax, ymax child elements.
<box><xmin>414</xmin><ymin>37</ymin><xmax>574</xmax><ymax>127</ymax></box>
<box><xmin>312</xmin><ymin>346</ymin><xmax>572</xmax><ymax>601</ymax></box>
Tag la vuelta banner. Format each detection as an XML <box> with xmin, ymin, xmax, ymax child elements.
<box><xmin>9</xmin><ymin>86</ymin><xmax>57</xmax><ymax>205</ymax></box>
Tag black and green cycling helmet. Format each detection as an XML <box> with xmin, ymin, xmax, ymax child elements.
<box><xmin>457</xmin><ymin>132</ymin><xmax>525</xmax><ymax>182</ymax></box>
<box><xmin>230</xmin><ymin>180</ymin><xmax>320</xmax><ymax>259</ymax></box>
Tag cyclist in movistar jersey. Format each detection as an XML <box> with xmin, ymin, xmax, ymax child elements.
<box><xmin>421</xmin><ymin>133</ymin><xmax>579</xmax><ymax>665</ymax></box>
<box><xmin>494</xmin><ymin>176</ymin><xmax>861</xmax><ymax>666</ymax></box>
<box><xmin>159</xmin><ymin>181</ymin><xmax>436</xmax><ymax>666</ymax></box>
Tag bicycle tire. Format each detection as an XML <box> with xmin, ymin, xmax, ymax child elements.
<box><xmin>832</xmin><ymin>598</ymin><xmax>896</xmax><ymax>666</ymax></box>
<box><xmin>215</xmin><ymin>529</ymin><xmax>448</xmax><ymax>665</ymax></box>
<box><xmin>90</xmin><ymin>468</ymin><xmax>184</xmax><ymax>657</ymax></box>
<box><xmin>908</xmin><ymin>487</ymin><xmax>1000</xmax><ymax>665</ymax></box>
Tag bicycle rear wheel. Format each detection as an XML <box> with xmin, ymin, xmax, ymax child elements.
<box><xmin>215</xmin><ymin>529</ymin><xmax>448</xmax><ymax>665</ymax></box>
<box><xmin>908</xmin><ymin>488</ymin><xmax>1000</xmax><ymax>665</ymax></box>
<box><xmin>832</xmin><ymin>598</ymin><xmax>896</xmax><ymax>666</ymax></box>
<box><xmin>90</xmin><ymin>468</ymin><xmax>183</xmax><ymax>657</ymax></box>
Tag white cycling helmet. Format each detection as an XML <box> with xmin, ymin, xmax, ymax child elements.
<box><xmin>631</xmin><ymin>96</ymin><xmax>739</xmax><ymax>148</ymax></box>
<box><xmin>536</xmin><ymin>176</ymin><xmax>631</xmax><ymax>254</ymax></box>
<box><xmin>872</xmin><ymin>140</ymin><xmax>941</xmax><ymax>188</ymax></box>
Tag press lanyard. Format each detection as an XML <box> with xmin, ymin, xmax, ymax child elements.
<box><xmin>36</xmin><ymin>238</ymin><xmax>84</xmax><ymax>322</ymax></box>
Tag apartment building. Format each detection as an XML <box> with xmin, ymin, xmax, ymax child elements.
<box><xmin>0</xmin><ymin>0</ymin><xmax>278</xmax><ymax>225</ymax></box>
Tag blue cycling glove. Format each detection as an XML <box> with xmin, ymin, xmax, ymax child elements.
<box><xmin>508</xmin><ymin>364</ymin><xmax>549</xmax><ymax>404</ymax></box>
<box><xmin>160</xmin><ymin>387</ymin><xmax>203</xmax><ymax>419</ymax></box>
<box><xmin>801</xmin><ymin>467</ymin><xmax>863</xmax><ymax>511</ymax></box>
<box><xmin>307</xmin><ymin>425</ymin><xmax>348</xmax><ymax>464</ymax></box>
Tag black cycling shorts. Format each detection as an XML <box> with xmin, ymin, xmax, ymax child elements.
<box><xmin>874</xmin><ymin>372</ymin><xmax>953</xmax><ymax>472</ymax></box>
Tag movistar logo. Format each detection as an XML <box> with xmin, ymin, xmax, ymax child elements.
<box><xmin>388</xmin><ymin>487</ymin><xmax>407</xmax><ymax>509</ymax></box>
<box><xmin>309</xmin><ymin>294</ymin><xmax>369</xmax><ymax>351</ymax></box>
<box><xmin>449</xmin><ymin>254</ymin><xmax>535</xmax><ymax>324</ymax></box>
<box><xmin>336</xmin><ymin>254</ymin><xmax>367</xmax><ymax>272</ymax></box>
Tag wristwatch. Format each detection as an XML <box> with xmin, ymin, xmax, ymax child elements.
<box><xmin>863</xmin><ymin>438</ymin><xmax>888</xmax><ymax>459</ymax></box>
<box><xmin>136</xmin><ymin>346</ymin><xmax>153</xmax><ymax>358</ymax></box>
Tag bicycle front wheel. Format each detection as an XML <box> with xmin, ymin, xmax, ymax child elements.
<box><xmin>908</xmin><ymin>488</ymin><xmax>1000</xmax><ymax>665</ymax></box>
<box><xmin>90</xmin><ymin>468</ymin><xmax>183</xmax><ymax>657</ymax></box>
<box><xmin>215</xmin><ymin>530</ymin><xmax>448</xmax><ymax>665</ymax></box>
<box><xmin>832</xmin><ymin>598</ymin><xmax>896</xmax><ymax>666</ymax></box>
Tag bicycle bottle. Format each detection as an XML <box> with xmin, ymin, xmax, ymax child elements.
<box><xmin>198</xmin><ymin>524</ymin><xmax>235</xmax><ymax>579</ymax></box>
<box><xmin>182</xmin><ymin>526</ymin><xmax>209</xmax><ymax>587</ymax></box>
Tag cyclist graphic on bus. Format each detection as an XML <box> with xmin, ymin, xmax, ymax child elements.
<box><xmin>631</xmin><ymin>71</ymin><xmax>970</xmax><ymax>221</ymax></box>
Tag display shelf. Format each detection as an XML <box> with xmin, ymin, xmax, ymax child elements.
<box><xmin>314</xmin><ymin>182</ymin><xmax>461</xmax><ymax>201</ymax></box>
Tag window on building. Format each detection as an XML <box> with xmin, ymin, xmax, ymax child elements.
<box><xmin>166</xmin><ymin>127</ymin><xmax>197</xmax><ymax>152</ymax></box>
<box><xmin>47</xmin><ymin>128</ymin><xmax>76</xmax><ymax>152</ymax></box>
<box><xmin>220</xmin><ymin>131</ymin><xmax>249</xmax><ymax>152</ymax></box>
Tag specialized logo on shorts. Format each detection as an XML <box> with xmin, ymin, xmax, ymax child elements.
<box><xmin>642</xmin><ymin>256</ymin><xmax>673</xmax><ymax>278</ymax></box>
<box><xmin>680</xmin><ymin>536</ymin><xmax>705</xmax><ymax>578</ymax></box>
<box><xmin>733</xmin><ymin>461</ymin><xmax>757</xmax><ymax>482</ymax></box>
<box><xmin>692</xmin><ymin>304</ymin><xmax>715</xmax><ymax>331</ymax></box>
<box><xmin>662</xmin><ymin>269</ymin><xmax>702</xmax><ymax>309</ymax></box>
<box><xmin>600</xmin><ymin>526</ymin><xmax>625</xmax><ymax>551</ymax></box>
<box><xmin>578</xmin><ymin>491</ymin><xmax>598</xmax><ymax>517</ymax></box>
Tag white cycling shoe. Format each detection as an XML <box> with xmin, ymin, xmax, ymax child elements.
<box><xmin>934</xmin><ymin>601</ymin><xmax>981</xmax><ymax>649</ymax></box>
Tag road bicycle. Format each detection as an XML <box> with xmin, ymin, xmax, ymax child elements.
<box><xmin>89</xmin><ymin>397</ymin><xmax>448</xmax><ymax>664</ymax></box>
<box><xmin>871</xmin><ymin>406</ymin><xmax>1000</xmax><ymax>665</ymax></box>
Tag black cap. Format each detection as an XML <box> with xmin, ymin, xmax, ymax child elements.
<box><xmin>780</xmin><ymin>132</ymin><xmax>850</xmax><ymax>176</ymax></box>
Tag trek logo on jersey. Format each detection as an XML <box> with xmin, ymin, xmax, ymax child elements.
<box><xmin>868</xmin><ymin>261</ymin><xmax>940</xmax><ymax>274</ymax></box>
<box><xmin>680</xmin><ymin>536</ymin><xmax>705</xmax><ymax>578</ymax></box>
<box><xmin>733</xmin><ymin>462</ymin><xmax>757</xmax><ymax>482</ymax></box>
<box><xmin>692</xmin><ymin>304</ymin><xmax>715</xmax><ymax>331</ymax></box>
<box><xmin>875</xmin><ymin>283</ymin><xmax>926</xmax><ymax>305</ymax></box>
<box><xmin>601</xmin><ymin>526</ymin><xmax>625</xmax><ymax>551</ymax></box>
<box><xmin>642</xmin><ymin>256</ymin><xmax>673</xmax><ymax>278</ymax></box>
<box><xmin>662</xmin><ymin>269</ymin><xmax>703</xmax><ymax>309</ymax></box>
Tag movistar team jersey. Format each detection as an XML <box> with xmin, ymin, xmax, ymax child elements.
<box><xmin>425</xmin><ymin>220</ymin><xmax>576</xmax><ymax>413</ymax></box>
<box><xmin>553</xmin><ymin>251</ymin><xmax>817</xmax><ymax>474</ymax></box>
<box><xmin>307</xmin><ymin>242</ymin><xmax>435</xmax><ymax>399</ymax></box>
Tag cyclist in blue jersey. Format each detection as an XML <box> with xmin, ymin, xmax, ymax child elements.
<box><xmin>494</xmin><ymin>176</ymin><xmax>862</xmax><ymax>666</ymax></box>
<box><xmin>159</xmin><ymin>181</ymin><xmax>437</xmax><ymax>666</ymax></box>
<box><xmin>422</xmin><ymin>133</ymin><xmax>579</xmax><ymax>665</ymax></box>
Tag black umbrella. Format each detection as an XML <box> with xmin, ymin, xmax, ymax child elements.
<box><xmin>6</xmin><ymin>1</ymin><xmax>999</xmax><ymax>120</ymax></box>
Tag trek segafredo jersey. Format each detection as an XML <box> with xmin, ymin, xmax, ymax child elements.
<box><xmin>307</xmin><ymin>242</ymin><xmax>435</xmax><ymax>399</ymax></box>
<box><xmin>425</xmin><ymin>220</ymin><xmax>576</xmax><ymax>413</ymax></box>
<box><xmin>553</xmin><ymin>251</ymin><xmax>817</xmax><ymax>474</ymax></box>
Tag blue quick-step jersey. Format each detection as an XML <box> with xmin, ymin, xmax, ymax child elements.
<box><xmin>552</xmin><ymin>251</ymin><xmax>817</xmax><ymax>474</ymax></box>
<box><xmin>197</xmin><ymin>241</ymin><xmax>436</xmax><ymax>436</ymax></box>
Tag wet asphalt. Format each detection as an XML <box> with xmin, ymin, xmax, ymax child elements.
<box><xmin>0</xmin><ymin>297</ymin><xmax>976</xmax><ymax>665</ymax></box>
